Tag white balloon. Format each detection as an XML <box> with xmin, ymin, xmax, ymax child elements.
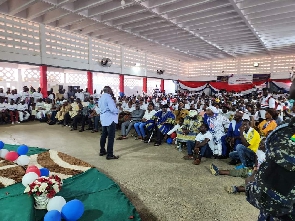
<box><xmin>47</xmin><ymin>196</ymin><xmax>66</xmax><ymax>212</ymax></box>
<box><xmin>22</xmin><ymin>172</ymin><xmax>38</xmax><ymax>187</ymax></box>
<box><xmin>0</xmin><ymin>149</ymin><xmax>9</xmax><ymax>158</ymax></box>
<box><xmin>17</xmin><ymin>155</ymin><xmax>30</xmax><ymax>166</ymax></box>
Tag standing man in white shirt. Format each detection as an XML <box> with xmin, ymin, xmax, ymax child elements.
<box><xmin>21</xmin><ymin>86</ymin><xmax>31</xmax><ymax>102</ymax></box>
<box><xmin>33</xmin><ymin>87</ymin><xmax>43</xmax><ymax>104</ymax></box>
<box><xmin>260</xmin><ymin>88</ymin><xmax>276</xmax><ymax>119</ymax></box>
<box><xmin>99</xmin><ymin>86</ymin><xmax>119</xmax><ymax>160</ymax></box>
<box><xmin>17</xmin><ymin>100</ymin><xmax>30</xmax><ymax>122</ymax></box>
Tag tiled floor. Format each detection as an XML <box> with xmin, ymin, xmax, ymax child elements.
<box><xmin>0</xmin><ymin>122</ymin><xmax>259</xmax><ymax>221</ymax></box>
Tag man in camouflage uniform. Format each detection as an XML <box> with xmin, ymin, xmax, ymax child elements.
<box><xmin>245</xmin><ymin>79</ymin><xmax>295</xmax><ymax>221</ymax></box>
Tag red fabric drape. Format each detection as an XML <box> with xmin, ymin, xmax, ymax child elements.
<box><xmin>209</xmin><ymin>81</ymin><xmax>266</xmax><ymax>92</ymax></box>
<box><xmin>270</xmin><ymin>79</ymin><xmax>291</xmax><ymax>83</ymax></box>
<box><xmin>178</xmin><ymin>80</ymin><xmax>207</xmax><ymax>88</ymax></box>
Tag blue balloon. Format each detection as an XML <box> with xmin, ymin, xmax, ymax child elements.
<box><xmin>167</xmin><ymin>138</ymin><xmax>173</xmax><ymax>144</ymax></box>
<box><xmin>0</xmin><ymin>141</ymin><xmax>4</xmax><ymax>149</ymax></box>
<box><xmin>61</xmin><ymin>199</ymin><xmax>84</xmax><ymax>221</ymax></box>
<box><xmin>44</xmin><ymin>210</ymin><xmax>61</xmax><ymax>221</ymax></box>
<box><xmin>40</xmin><ymin>168</ymin><xmax>50</xmax><ymax>177</ymax></box>
<box><xmin>17</xmin><ymin>145</ymin><xmax>29</xmax><ymax>155</ymax></box>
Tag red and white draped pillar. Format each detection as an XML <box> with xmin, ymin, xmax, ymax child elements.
<box><xmin>119</xmin><ymin>74</ymin><xmax>124</xmax><ymax>97</ymax></box>
<box><xmin>143</xmin><ymin>77</ymin><xmax>147</xmax><ymax>93</ymax></box>
<box><xmin>87</xmin><ymin>71</ymin><xmax>93</xmax><ymax>94</ymax></box>
<box><xmin>160</xmin><ymin>79</ymin><xmax>164</xmax><ymax>92</ymax></box>
<box><xmin>39</xmin><ymin>65</ymin><xmax>47</xmax><ymax>98</ymax></box>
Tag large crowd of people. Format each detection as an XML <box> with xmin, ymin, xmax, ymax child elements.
<box><xmin>0</xmin><ymin>83</ymin><xmax>295</xmax><ymax>220</ymax></box>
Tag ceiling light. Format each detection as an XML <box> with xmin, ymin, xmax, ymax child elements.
<box><xmin>135</xmin><ymin>63</ymin><xmax>140</xmax><ymax>67</ymax></box>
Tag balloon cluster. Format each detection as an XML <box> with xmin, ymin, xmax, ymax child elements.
<box><xmin>44</xmin><ymin>198</ymin><xmax>84</xmax><ymax>221</ymax></box>
<box><xmin>22</xmin><ymin>165</ymin><xmax>50</xmax><ymax>186</ymax></box>
<box><xmin>0</xmin><ymin>142</ymin><xmax>30</xmax><ymax>166</ymax></box>
<box><xmin>166</xmin><ymin>138</ymin><xmax>173</xmax><ymax>144</ymax></box>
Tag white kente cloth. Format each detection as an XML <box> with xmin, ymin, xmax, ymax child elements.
<box><xmin>205</xmin><ymin>113</ymin><xmax>228</xmax><ymax>155</ymax></box>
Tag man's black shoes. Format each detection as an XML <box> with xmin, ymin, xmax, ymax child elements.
<box><xmin>106</xmin><ymin>155</ymin><xmax>119</xmax><ymax>160</ymax></box>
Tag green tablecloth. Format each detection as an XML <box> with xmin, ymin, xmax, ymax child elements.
<box><xmin>4</xmin><ymin>144</ymin><xmax>48</xmax><ymax>156</ymax></box>
<box><xmin>0</xmin><ymin>168</ymin><xmax>141</xmax><ymax>221</ymax></box>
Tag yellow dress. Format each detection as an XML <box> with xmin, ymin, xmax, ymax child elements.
<box><xmin>173</xmin><ymin>109</ymin><xmax>189</xmax><ymax>124</ymax></box>
<box><xmin>56</xmin><ymin>104</ymin><xmax>71</xmax><ymax>121</ymax></box>
<box><xmin>258</xmin><ymin>119</ymin><xmax>277</xmax><ymax>137</ymax></box>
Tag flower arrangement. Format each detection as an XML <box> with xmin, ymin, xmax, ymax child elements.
<box><xmin>24</xmin><ymin>175</ymin><xmax>63</xmax><ymax>198</ymax></box>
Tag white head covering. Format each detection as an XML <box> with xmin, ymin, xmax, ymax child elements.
<box><xmin>242</xmin><ymin>113</ymin><xmax>250</xmax><ymax>121</ymax></box>
<box><xmin>189</xmin><ymin>110</ymin><xmax>198</xmax><ymax>117</ymax></box>
<box><xmin>207</xmin><ymin>106</ymin><xmax>218</xmax><ymax>114</ymax></box>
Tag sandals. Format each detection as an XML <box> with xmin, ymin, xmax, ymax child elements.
<box><xmin>154</xmin><ymin>143</ymin><xmax>160</xmax><ymax>146</ymax></box>
<box><xmin>116</xmin><ymin>137</ymin><xmax>123</xmax><ymax>140</ymax></box>
<box><xmin>183</xmin><ymin>155</ymin><xmax>194</xmax><ymax>160</ymax></box>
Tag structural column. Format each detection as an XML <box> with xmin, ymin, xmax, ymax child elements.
<box><xmin>87</xmin><ymin>71</ymin><xmax>93</xmax><ymax>94</ymax></box>
<box><xmin>143</xmin><ymin>77</ymin><xmax>147</xmax><ymax>93</ymax></box>
<box><xmin>39</xmin><ymin>65</ymin><xmax>47</xmax><ymax>98</ymax></box>
<box><xmin>160</xmin><ymin>79</ymin><xmax>164</xmax><ymax>92</ymax></box>
<box><xmin>119</xmin><ymin>74</ymin><xmax>124</xmax><ymax>97</ymax></box>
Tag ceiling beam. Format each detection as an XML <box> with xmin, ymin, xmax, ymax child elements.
<box><xmin>8</xmin><ymin>0</ymin><xmax>39</xmax><ymax>15</ymax></box>
<box><xmin>57</xmin><ymin>13</ymin><xmax>83</xmax><ymax>27</ymax></box>
<box><xmin>101</xmin><ymin>6</ymin><xmax>146</xmax><ymax>22</ymax></box>
<box><xmin>158</xmin><ymin>0</ymin><xmax>210</xmax><ymax>14</ymax></box>
<box><xmin>73</xmin><ymin>0</ymin><xmax>109</xmax><ymax>12</ymax></box>
<box><xmin>69</xmin><ymin>19</ymin><xmax>96</xmax><ymax>31</ymax></box>
<box><xmin>168</xmin><ymin>0</ymin><xmax>231</xmax><ymax>20</ymax></box>
<box><xmin>228</xmin><ymin>0</ymin><xmax>270</xmax><ymax>54</ymax></box>
<box><xmin>27</xmin><ymin>2</ymin><xmax>54</xmax><ymax>20</ymax></box>
<box><xmin>123</xmin><ymin>18</ymin><xmax>166</xmax><ymax>30</ymax></box>
<box><xmin>112</xmin><ymin>12</ymin><xmax>155</xmax><ymax>26</ymax></box>
<box><xmin>88</xmin><ymin>0</ymin><xmax>133</xmax><ymax>17</ymax></box>
<box><xmin>43</xmin><ymin>8</ymin><xmax>70</xmax><ymax>24</ymax></box>
<box><xmin>132</xmin><ymin>23</ymin><xmax>172</xmax><ymax>33</ymax></box>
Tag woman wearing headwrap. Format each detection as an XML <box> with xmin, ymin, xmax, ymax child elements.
<box><xmin>256</xmin><ymin>108</ymin><xmax>277</xmax><ymax>137</ymax></box>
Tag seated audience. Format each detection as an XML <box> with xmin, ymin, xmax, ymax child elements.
<box><xmin>134</xmin><ymin>103</ymin><xmax>156</xmax><ymax>140</ymax></box>
<box><xmin>56</xmin><ymin>101</ymin><xmax>71</xmax><ymax>124</ymax></box>
<box><xmin>117</xmin><ymin>103</ymin><xmax>145</xmax><ymax>140</ymax></box>
<box><xmin>0</xmin><ymin>98</ymin><xmax>8</xmax><ymax>124</ymax></box>
<box><xmin>204</xmin><ymin>106</ymin><xmax>229</xmax><ymax>157</ymax></box>
<box><xmin>17</xmin><ymin>100</ymin><xmax>30</xmax><ymax>122</ymax></box>
<box><xmin>256</xmin><ymin>108</ymin><xmax>277</xmax><ymax>137</ymax></box>
<box><xmin>183</xmin><ymin>123</ymin><xmax>212</xmax><ymax>163</ymax></box>
<box><xmin>221</xmin><ymin>111</ymin><xmax>244</xmax><ymax>158</ymax></box>
<box><xmin>7</xmin><ymin>100</ymin><xmax>19</xmax><ymax>124</ymax></box>
<box><xmin>178</xmin><ymin>110</ymin><xmax>203</xmax><ymax>149</ymax></box>
<box><xmin>210</xmin><ymin>138</ymin><xmax>266</xmax><ymax>194</ymax></box>
<box><xmin>145</xmin><ymin>104</ymin><xmax>175</xmax><ymax>146</ymax></box>
<box><xmin>229</xmin><ymin>116</ymin><xmax>261</xmax><ymax>169</ymax></box>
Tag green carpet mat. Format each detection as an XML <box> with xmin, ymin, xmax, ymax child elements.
<box><xmin>0</xmin><ymin>168</ymin><xmax>141</xmax><ymax>221</ymax></box>
<box><xmin>3</xmin><ymin>144</ymin><xmax>48</xmax><ymax>156</ymax></box>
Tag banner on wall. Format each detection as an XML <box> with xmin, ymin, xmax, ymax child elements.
<box><xmin>216</xmin><ymin>76</ymin><xmax>229</xmax><ymax>82</ymax></box>
<box><xmin>253</xmin><ymin>74</ymin><xmax>270</xmax><ymax>82</ymax></box>
<box><xmin>228</xmin><ymin>74</ymin><xmax>253</xmax><ymax>85</ymax></box>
